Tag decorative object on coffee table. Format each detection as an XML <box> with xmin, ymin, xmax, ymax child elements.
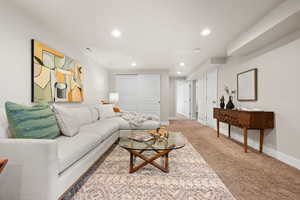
<box><xmin>220</xmin><ymin>96</ymin><xmax>225</xmax><ymax>109</ymax></box>
<box><xmin>119</xmin><ymin>130</ymin><xmax>185</xmax><ymax>173</ymax></box>
<box><xmin>0</xmin><ymin>159</ymin><xmax>8</xmax><ymax>174</ymax></box>
<box><xmin>149</xmin><ymin>126</ymin><xmax>169</xmax><ymax>142</ymax></box>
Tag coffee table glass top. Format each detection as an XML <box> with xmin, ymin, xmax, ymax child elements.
<box><xmin>119</xmin><ymin>130</ymin><xmax>185</xmax><ymax>151</ymax></box>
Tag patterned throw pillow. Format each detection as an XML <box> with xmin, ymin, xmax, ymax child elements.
<box><xmin>5</xmin><ymin>102</ymin><xmax>60</xmax><ymax>139</ymax></box>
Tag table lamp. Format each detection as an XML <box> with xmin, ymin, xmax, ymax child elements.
<box><xmin>109</xmin><ymin>92</ymin><xmax>119</xmax><ymax>105</ymax></box>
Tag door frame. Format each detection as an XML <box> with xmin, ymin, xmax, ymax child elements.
<box><xmin>206</xmin><ymin>68</ymin><xmax>218</xmax><ymax>128</ymax></box>
<box><xmin>196</xmin><ymin>67</ymin><xmax>219</xmax><ymax>127</ymax></box>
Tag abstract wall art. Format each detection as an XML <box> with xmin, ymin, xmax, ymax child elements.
<box><xmin>31</xmin><ymin>40</ymin><xmax>83</xmax><ymax>102</ymax></box>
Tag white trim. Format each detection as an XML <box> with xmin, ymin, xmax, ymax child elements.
<box><xmin>219</xmin><ymin>127</ymin><xmax>300</xmax><ymax>170</ymax></box>
<box><xmin>160</xmin><ymin>121</ymin><xmax>169</xmax><ymax>126</ymax></box>
<box><xmin>168</xmin><ymin>117</ymin><xmax>178</xmax><ymax>120</ymax></box>
<box><xmin>198</xmin><ymin>119</ymin><xmax>207</xmax><ymax>126</ymax></box>
<box><xmin>177</xmin><ymin>111</ymin><xmax>189</xmax><ymax>119</ymax></box>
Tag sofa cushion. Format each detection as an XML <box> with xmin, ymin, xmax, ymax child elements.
<box><xmin>96</xmin><ymin>104</ymin><xmax>116</xmax><ymax>119</ymax></box>
<box><xmin>5</xmin><ymin>102</ymin><xmax>60</xmax><ymax>139</ymax></box>
<box><xmin>0</xmin><ymin>126</ymin><xmax>7</xmax><ymax>139</ymax></box>
<box><xmin>69</xmin><ymin>106</ymin><xmax>94</xmax><ymax>126</ymax></box>
<box><xmin>52</xmin><ymin>105</ymin><xmax>80</xmax><ymax>137</ymax></box>
<box><xmin>0</xmin><ymin>109</ymin><xmax>10</xmax><ymax>138</ymax></box>
<box><xmin>107</xmin><ymin>117</ymin><xmax>160</xmax><ymax>130</ymax></box>
<box><xmin>57</xmin><ymin>134</ymin><xmax>100</xmax><ymax>173</ymax></box>
<box><xmin>80</xmin><ymin>118</ymin><xmax>120</xmax><ymax>137</ymax></box>
<box><xmin>88</xmin><ymin>106</ymin><xmax>99</xmax><ymax>122</ymax></box>
<box><xmin>57</xmin><ymin>119</ymin><xmax>119</xmax><ymax>173</ymax></box>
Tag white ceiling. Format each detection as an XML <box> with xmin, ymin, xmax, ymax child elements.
<box><xmin>10</xmin><ymin>0</ymin><xmax>283</xmax><ymax>76</ymax></box>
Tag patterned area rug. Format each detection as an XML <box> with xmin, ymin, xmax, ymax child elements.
<box><xmin>63</xmin><ymin>138</ymin><xmax>236</xmax><ymax>200</ymax></box>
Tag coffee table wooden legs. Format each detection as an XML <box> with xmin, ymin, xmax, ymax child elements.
<box><xmin>127</xmin><ymin>149</ymin><xmax>172</xmax><ymax>173</ymax></box>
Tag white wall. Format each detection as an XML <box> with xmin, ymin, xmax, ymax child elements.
<box><xmin>218</xmin><ymin>36</ymin><xmax>300</xmax><ymax>168</ymax></box>
<box><xmin>0</xmin><ymin>2</ymin><xmax>108</xmax><ymax>106</ymax></box>
<box><xmin>168</xmin><ymin>77</ymin><xmax>177</xmax><ymax>119</ymax></box>
<box><xmin>108</xmin><ymin>70</ymin><xmax>170</xmax><ymax>122</ymax></box>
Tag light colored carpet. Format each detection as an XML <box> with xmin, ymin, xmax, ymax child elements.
<box><xmin>169</xmin><ymin>120</ymin><xmax>300</xmax><ymax>200</ymax></box>
<box><xmin>64</xmin><ymin>137</ymin><xmax>235</xmax><ymax>200</ymax></box>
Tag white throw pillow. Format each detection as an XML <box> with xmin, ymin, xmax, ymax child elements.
<box><xmin>88</xmin><ymin>106</ymin><xmax>99</xmax><ymax>122</ymax></box>
<box><xmin>69</xmin><ymin>107</ymin><xmax>94</xmax><ymax>126</ymax></box>
<box><xmin>52</xmin><ymin>105</ymin><xmax>80</xmax><ymax>137</ymax></box>
<box><xmin>0</xmin><ymin>108</ymin><xmax>10</xmax><ymax>138</ymax></box>
<box><xmin>97</xmin><ymin>104</ymin><xmax>116</xmax><ymax>119</ymax></box>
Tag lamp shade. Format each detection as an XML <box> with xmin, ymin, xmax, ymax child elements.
<box><xmin>109</xmin><ymin>92</ymin><xmax>119</xmax><ymax>104</ymax></box>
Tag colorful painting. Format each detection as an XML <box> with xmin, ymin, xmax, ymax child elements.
<box><xmin>31</xmin><ymin>40</ymin><xmax>83</xmax><ymax>102</ymax></box>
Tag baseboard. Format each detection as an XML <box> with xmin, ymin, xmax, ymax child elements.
<box><xmin>219</xmin><ymin>127</ymin><xmax>300</xmax><ymax>170</ymax></box>
<box><xmin>160</xmin><ymin>121</ymin><xmax>169</xmax><ymax>126</ymax></box>
<box><xmin>198</xmin><ymin>119</ymin><xmax>206</xmax><ymax>125</ymax></box>
<box><xmin>168</xmin><ymin>117</ymin><xmax>178</xmax><ymax>120</ymax></box>
<box><xmin>176</xmin><ymin>112</ymin><xmax>189</xmax><ymax>119</ymax></box>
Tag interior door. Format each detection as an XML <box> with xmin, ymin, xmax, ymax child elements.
<box><xmin>197</xmin><ymin>74</ymin><xmax>207</xmax><ymax>124</ymax></box>
<box><xmin>137</xmin><ymin>74</ymin><xmax>160</xmax><ymax>117</ymax></box>
<box><xmin>115</xmin><ymin>75</ymin><xmax>138</xmax><ymax>112</ymax></box>
<box><xmin>115</xmin><ymin>74</ymin><xmax>160</xmax><ymax>117</ymax></box>
<box><xmin>183</xmin><ymin>81</ymin><xmax>190</xmax><ymax>118</ymax></box>
<box><xmin>176</xmin><ymin>80</ymin><xmax>190</xmax><ymax>118</ymax></box>
<box><xmin>206</xmin><ymin>68</ymin><xmax>218</xmax><ymax>128</ymax></box>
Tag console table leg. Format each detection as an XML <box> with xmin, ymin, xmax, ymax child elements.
<box><xmin>217</xmin><ymin>120</ymin><xmax>220</xmax><ymax>137</ymax></box>
<box><xmin>243</xmin><ymin>128</ymin><xmax>248</xmax><ymax>153</ymax></box>
<box><xmin>260</xmin><ymin>129</ymin><xmax>264</xmax><ymax>153</ymax></box>
<box><xmin>228</xmin><ymin>124</ymin><xmax>231</xmax><ymax>138</ymax></box>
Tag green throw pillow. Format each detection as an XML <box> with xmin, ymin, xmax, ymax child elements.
<box><xmin>5</xmin><ymin>102</ymin><xmax>60</xmax><ymax>139</ymax></box>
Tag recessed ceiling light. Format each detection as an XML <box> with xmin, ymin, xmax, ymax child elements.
<box><xmin>111</xmin><ymin>29</ymin><xmax>122</xmax><ymax>38</ymax></box>
<box><xmin>131</xmin><ymin>62</ymin><xmax>137</xmax><ymax>67</ymax></box>
<box><xmin>201</xmin><ymin>28</ymin><xmax>211</xmax><ymax>36</ymax></box>
<box><xmin>179</xmin><ymin>62</ymin><xmax>185</xmax><ymax>67</ymax></box>
<box><xmin>177</xmin><ymin>71</ymin><xmax>182</xmax><ymax>75</ymax></box>
<box><xmin>193</xmin><ymin>48</ymin><xmax>201</xmax><ymax>53</ymax></box>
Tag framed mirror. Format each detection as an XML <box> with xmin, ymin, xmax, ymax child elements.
<box><xmin>237</xmin><ymin>68</ymin><xmax>257</xmax><ymax>101</ymax></box>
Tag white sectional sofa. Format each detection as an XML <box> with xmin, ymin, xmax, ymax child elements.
<box><xmin>0</xmin><ymin>105</ymin><xmax>160</xmax><ymax>200</ymax></box>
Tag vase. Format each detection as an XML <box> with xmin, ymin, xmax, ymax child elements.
<box><xmin>226</xmin><ymin>96</ymin><xmax>235</xmax><ymax>109</ymax></box>
<box><xmin>220</xmin><ymin>101</ymin><xmax>225</xmax><ymax>109</ymax></box>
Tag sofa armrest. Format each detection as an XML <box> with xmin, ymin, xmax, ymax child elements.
<box><xmin>0</xmin><ymin>139</ymin><xmax>58</xmax><ymax>200</ymax></box>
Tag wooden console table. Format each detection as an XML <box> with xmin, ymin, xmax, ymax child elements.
<box><xmin>0</xmin><ymin>159</ymin><xmax>8</xmax><ymax>174</ymax></box>
<box><xmin>213</xmin><ymin>108</ymin><xmax>274</xmax><ymax>153</ymax></box>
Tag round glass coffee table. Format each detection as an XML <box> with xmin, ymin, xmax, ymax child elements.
<box><xmin>119</xmin><ymin>130</ymin><xmax>185</xmax><ymax>173</ymax></box>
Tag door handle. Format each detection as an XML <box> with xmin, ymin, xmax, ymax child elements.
<box><xmin>212</xmin><ymin>101</ymin><xmax>217</xmax><ymax>104</ymax></box>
